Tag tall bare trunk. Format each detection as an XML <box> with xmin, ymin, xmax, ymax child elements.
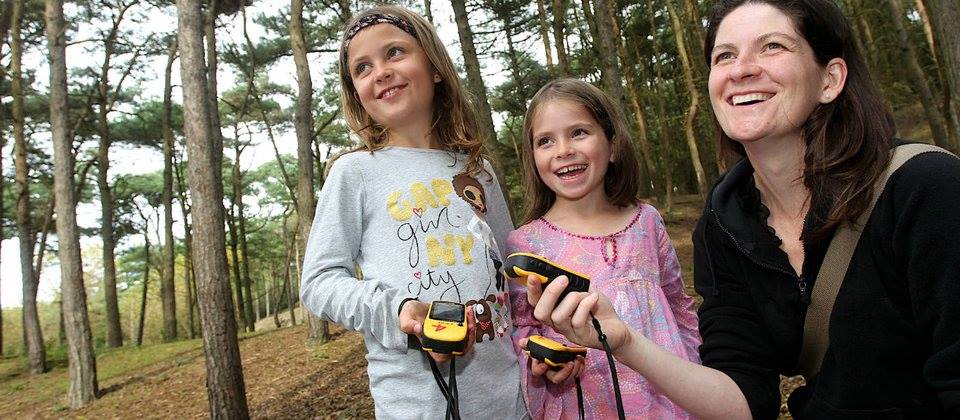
<box><xmin>0</xmin><ymin>0</ymin><xmax>12</xmax><ymax>358</ymax></box>
<box><xmin>924</xmin><ymin>0</ymin><xmax>960</xmax><ymax>150</ymax></box>
<box><xmin>647</xmin><ymin>0</ymin><xmax>675</xmax><ymax>211</ymax></box>
<box><xmin>535</xmin><ymin>0</ymin><xmax>555</xmax><ymax>75</ymax></box>
<box><xmin>136</xmin><ymin>226</ymin><xmax>149</xmax><ymax>347</ymax></box>
<box><xmin>666</xmin><ymin>0</ymin><xmax>707</xmax><ymax>196</ymax></box>
<box><xmin>162</xmin><ymin>37</ymin><xmax>178</xmax><ymax>342</ymax></box>
<box><xmin>551</xmin><ymin>0</ymin><xmax>569</xmax><ymax>75</ymax></box>
<box><xmin>47</xmin><ymin>0</ymin><xmax>98</xmax><ymax>407</ymax></box>
<box><xmin>13</xmin><ymin>0</ymin><xmax>46</xmax><ymax>375</ymax></box>
<box><xmin>176</xmin><ymin>0</ymin><xmax>249</xmax><ymax>417</ymax></box>
<box><xmin>174</xmin><ymin>154</ymin><xmax>197</xmax><ymax>338</ymax></box>
<box><xmin>886</xmin><ymin>0</ymin><xmax>952</xmax><ymax>150</ymax></box>
<box><xmin>290</xmin><ymin>0</ymin><xmax>326</xmax><ymax>339</ymax></box>
<box><xmin>450</xmin><ymin>0</ymin><xmax>497</xmax><ymax>147</ymax></box>
<box><xmin>591</xmin><ymin>0</ymin><xmax>625</xmax><ymax>107</ymax></box>
<box><xmin>227</xmin><ymin>187</ymin><xmax>247</xmax><ymax>331</ymax></box>
<box><xmin>238</xmin><ymin>187</ymin><xmax>254</xmax><ymax>330</ymax></box>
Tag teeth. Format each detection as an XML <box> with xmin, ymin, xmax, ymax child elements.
<box><xmin>380</xmin><ymin>86</ymin><xmax>401</xmax><ymax>99</ymax></box>
<box><xmin>732</xmin><ymin>93</ymin><xmax>773</xmax><ymax>105</ymax></box>
<box><xmin>556</xmin><ymin>164</ymin><xmax>587</xmax><ymax>175</ymax></box>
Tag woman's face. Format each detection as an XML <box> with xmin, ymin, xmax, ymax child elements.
<box><xmin>708</xmin><ymin>3</ymin><xmax>834</xmax><ymax>146</ymax></box>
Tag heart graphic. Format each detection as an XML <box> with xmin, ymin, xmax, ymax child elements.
<box><xmin>413</xmin><ymin>207</ymin><xmax>424</xmax><ymax>217</ymax></box>
<box><xmin>413</xmin><ymin>272</ymin><xmax>422</xmax><ymax>279</ymax></box>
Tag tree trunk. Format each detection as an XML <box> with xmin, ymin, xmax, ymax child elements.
<box><xmin>590</xmin><ymin>0</ymin><xmax>625</xmax><ymax>107</ymax></box>
<box><xmin>177</xmin><ymin>0</ymin><xmax>249</xmax><ymax>417</ymax></box>
<box><xmin>647</xmin><ymin>0</ymin><xmax>675</xmax><ymax>211</ymax></box>
<box><xmin>535</xmin><ymin>0</ymin><xmax>555</xmax><ymax>75</ymax></box>
<box><xmin>290</xmin><ymin>0</ymin><xmax>326</xmax><ymax>337</ymax></box>
<box><xmin>227</xmin><ymin>192</ymin><xmax>247</xmax><ymax>331</ymax></box>
<box><xmin>97</xmin><ymin>37</ymin><xmax>123</xmax><ymax>349</ymax></box>
<box><xmin>281</xmin><ymin>216</ymin><xmax>297</xmax><ymax>326</ymax></box>
<box><xmin>451</xmin><ymin>0</ymin><xmax>497</xmax><ymax>145</ymax></box>
<box><xmin>13</xmin><ymin>0</ymin><xmax>46</xmax><ymax>375</ymax></box>
<box><xmin>551</xmin><ymin>0</ymin><xmax>569</xmax><ymax>75</ymax></box>
<box><xmin>666</xmin><ymin>0</ymin><xmax>708</xmax><ymax>196</ymax></box>
<box><xmin>161</xmin><ymin>37</ymin><xmax>179</xmax><ymax>342</ymax></box>
<box><xmin>886</xmin><ymin>0</ymin><xmax>952</xmax><ymax>150</ymax></box>
<box><xmin>174</xmin><ymin>153</ymin><xmax>198</xmax><ymax>339</ymax></box>
<box><xmin>0</xmin><ymin>0</ymin><xmax>12</xmax><ymax>358</ymax></box>
<box><xmin>47</xmin><ymin>0</ymin><xmax>98</xmax><ymax>406</ymax></box>
<box><xmin>925</xmin><ymin>0</ymin><xmax>960</xmax><ymax>150</ymax></box>
<box><xmin>238</xmin><ymin>189</ymin><xmax>254</xmax><ymax>330</ymax></box>
<box><xmin>136</xmin><ymin>227</ymin><xmax>150</xmax><ymax>347</ymax></box>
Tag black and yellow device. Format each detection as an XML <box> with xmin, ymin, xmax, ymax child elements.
<box><xmin>504</xmin><ymin>253</ymin><xmax>591</xmax><ymax>301</ymax></box>
<box><xmin>421</xmin><ymin>301</ymin><xmax>468</xmax><ymax>355</ymax></box>
<box><xmin>524</xmin><ymin>335</ymin><xmax>588</xmax><ymax>368</ymax></box>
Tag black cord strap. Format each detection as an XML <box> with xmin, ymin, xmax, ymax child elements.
<box><xmin>427</xmin><ymin>354</ymin><xmax>460</xmax><ymax>420</ymax></box>
<box><xmin>592</xmin><ymin>315</ymin><xmax>625</xmax><ymax>420</ymax></box>
<box><xmin>575</xmin><ymin>377</ymin><xmax>585</xmax><ymax>420</ymax></box>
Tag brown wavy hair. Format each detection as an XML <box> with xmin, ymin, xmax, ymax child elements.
<box><xmin>520</xmin><ymin>78</ymin><xmax>641</xmax><ymax>224</ymax></box>
<box><xmin>704</xmin><ymin>0</ymin><xmax>896</xmax><ymax>240</ymax></box>
<box><xmin>337</xmin><ymin>5</ymin><xmax>488</xmax><ymax>175</ymax></box>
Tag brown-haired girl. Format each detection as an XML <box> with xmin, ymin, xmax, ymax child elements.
<box><xmin>300</xmin><ymin>6</ymin><xmax>527</xmax><ymax>418</ymax></box>
<box><xmin>507</xmin><ymin>78</ymin><xmax>701</xmax><ymax>418</ymax></box>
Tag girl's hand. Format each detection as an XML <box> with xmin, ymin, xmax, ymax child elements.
<box><xmin>399</xmin><ymin>300</ymin><xmax>477</xmax><ymax>363</ymax></box>
<box><xmin>517</xmin><ymin>337</ymin><xmax>587</xmax><ymax>385</ymax></box>
<box><xmin>527</xmin><ymin>276</ymin><xmax>632</xmax><ymax>354</ymax></box>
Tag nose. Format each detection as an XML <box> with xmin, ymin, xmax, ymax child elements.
<box><xmin>728</xmin><ymin>56</ymin><xmax>761</xmax><ymax>81</ymax></box>
<box><xmin>555</xmin><ymin>139</ymin><xmax>574</xmax><ymax>159</ymax></box>
<box><xmin>374</xmin><ymin>63</ymin><xmax>393</xmax><ymax>83</ymax></box>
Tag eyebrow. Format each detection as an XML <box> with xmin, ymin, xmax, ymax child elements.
<box><xmin>711</xmin><ymin>31</ymin><xmax>800</xmax><ymax>55</ymax></box>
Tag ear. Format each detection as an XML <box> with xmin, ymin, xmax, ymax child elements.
<box><xmin>433</xmin><ymin>73</ymin><xmax>442</xmax><ymax>83</ymax></box>
<box><xmin>819</xmin><ymin>57</ymin><xmax>847</xmax><ymax>104</ymax></box>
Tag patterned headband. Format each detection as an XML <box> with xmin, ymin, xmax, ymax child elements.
<box><xmin>344</xmin><ymin>13</ymin><xmax>417</xmax><ymax>49</ymax></box>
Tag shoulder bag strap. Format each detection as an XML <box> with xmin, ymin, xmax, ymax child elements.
<box><xmin>797</xmin><ymin>143</ymin><xmax>957</xmax><ymax>378</ymax></box>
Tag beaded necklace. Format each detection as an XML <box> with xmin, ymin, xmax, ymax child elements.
<box><xmin>537</xmin><ymin>205</ymin><xmax>643</xmax><ymax>267</ymax></box>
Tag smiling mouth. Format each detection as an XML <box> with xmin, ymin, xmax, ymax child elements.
<box><xmin>731</xmin><ymin>92</ymin><xmax>774</xmax><ymax>106</ymax></box>
<box><xmin>555</xmin><ymin>164</ymin><xmax>587</xmax><ymax>179</ymax></box>
<box><xmin>377</xmin><ymin>84</ymin><xmax>407</xmax><ymax>99</ymax></box>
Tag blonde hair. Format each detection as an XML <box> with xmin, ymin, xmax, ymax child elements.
<box><xmin>338</xmin><ymin>5</ymin><xmax>488</xmax><ymax>175</ymax></box>
<box><xmin>520</xmin><ymin>78</ymin><xmax>640</xmax><ymax>224</ymax></box>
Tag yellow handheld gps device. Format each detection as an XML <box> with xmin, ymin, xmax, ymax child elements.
<box><xmin>524</xmin><ymin>335</ymin><xmax>588</xmax><ymax>368</ymax></box>
<box><xmin>504</xmin><ymin>253</ymin><xmax>591</xmax><ymax>301</ymax></box>
<box><xmin>421</xmin><ymin>301</ymin><xmax>469</xmax><ymax>355</ymax></box>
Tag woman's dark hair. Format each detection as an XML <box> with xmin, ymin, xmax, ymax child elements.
<box><xmin>520</xmin><ymin>78</ymin><xmax>641</xmax><ymax>224</ymax></box>
<box><xmin>704</xmin><ymin>0</ymin><xmax>896</xmax><ymax>240</ymax></box>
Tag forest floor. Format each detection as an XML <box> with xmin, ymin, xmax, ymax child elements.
<box><xmin>0</xmin><ymin>196</ymin><xmax>801</xmax><ymax>419</ymax></box>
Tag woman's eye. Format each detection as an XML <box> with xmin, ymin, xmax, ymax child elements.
<box><xmin>714</xmin><ymin>51</ymin><xmax>734</xmax><ymax>63</ymax></box>
<box><xmin>763</xmin><ymin>42</ymin><xmax>785</xmax><ymax>52</ymax></box>
<box><xmin>388</xmin><ymin>46</ymin><xmax>404</xmax><ymax>58</ymax></box>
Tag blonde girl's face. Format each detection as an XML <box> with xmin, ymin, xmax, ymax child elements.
<box><xmin>347</xmin><ymin>23</ymin><xmax>439</xmax><ymax>132</ymax></box>
<box><xmin>531</xmin><ymin>100</ymin><xmax>612</xmax><ymax>206</ymax></box>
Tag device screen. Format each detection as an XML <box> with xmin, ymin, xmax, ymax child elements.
<box><xmin>429</xmin><ymin>302</ymin><xmax>465</xmax><ymax>323</ymax></box>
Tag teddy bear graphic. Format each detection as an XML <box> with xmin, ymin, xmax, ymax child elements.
<box><xmin>465</xmin><ymin>294</ymin><xmax>497</xmax><ymax>342</ymax></box>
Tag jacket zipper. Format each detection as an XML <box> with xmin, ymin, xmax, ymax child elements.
<box><xmin>711</xmin><ymin>209</ymin><xmax>810</xmax><ymax>304</ymax></box>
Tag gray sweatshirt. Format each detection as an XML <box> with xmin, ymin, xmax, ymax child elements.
<box><xmin>301</xmin><ymin>146</ymin><xmax>527</xmax><ymax>419</ymax></box>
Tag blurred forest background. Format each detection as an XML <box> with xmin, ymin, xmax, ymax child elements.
<box><xmin>1</xmin><ymin>0</ymin><xmax>958</xmax><ymax>416</ymax></box>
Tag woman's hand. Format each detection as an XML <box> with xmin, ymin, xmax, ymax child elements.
<box><xmin>525</xmin><ymin>275</ymin><xmax>632</xmax><ymax>355</ymax></box>
<box><xmin>399</xmin><ymin>299</ymin><xmax>477</xmax><ymax>363</ymax></box>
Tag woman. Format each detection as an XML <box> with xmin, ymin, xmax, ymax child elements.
<box><xmin>521</xmin><ymin>0</ymin><xmax>960</xmax><ymax>418</ymax></box>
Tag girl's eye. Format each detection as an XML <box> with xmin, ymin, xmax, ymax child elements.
<box><xmin>354</xmin><ymin>62</ymin><xmax>370</xmax><ymax>76</ymax></box>
<box><xmin>535</xmin><ymin>137</ymin><xmax>553</xmax><ymax>147</ymax></box>
<box><xmin>572</xmin><ymin>128</ymin><xmax>588</xmax><ymax>138</ymax></box>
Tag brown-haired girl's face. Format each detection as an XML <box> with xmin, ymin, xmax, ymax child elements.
<box><xmin>708</xmin><ymin>3</ymin><xmax>834</xmax><ymax>146</ymax></box>
<box><xmin>347</xmin><ymin>23</ymin><xmax>439</xmax><ymax>131</ymax></box>
<box><xmin>530</xmin><ymin>99</ymin><xmax>612</xmax><ymax>205</ymax></box>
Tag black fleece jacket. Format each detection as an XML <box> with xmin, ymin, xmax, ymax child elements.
<box><xmin>692</xmin><ymin>147</ymin><xmax>960</xmax><ymax>419</ymax></box>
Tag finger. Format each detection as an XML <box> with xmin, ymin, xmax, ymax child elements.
<box><xmin>530</xmin><ymin>358</ymin><xmax>549</xmax><ymax>376</ymax></box>
<box><xmin>430</xmin><ymin>351</ymin><xmax>450</xmax><ymax>363</ymax></box>
<box><xmin>571</xmin><ymin>292</ymin><xmax>601</xmax><ymax>329</ymax></box>
<box><xmin>526</xmin><ymin>275</ymin><xmax>543</xmax><ymax>306</ymax></box>
<box><xmin>518</xmin><ymin>337</ymin><xmax>528</xmax><ymax>349</ymax></box>
<box><xmin>545</xmin><ymin>362</ymin><xmax>574</xmax><ymax>384</ymax></box>
<box><xmin>464</xmin><ymin>306</ymin><xmax>477</xmax><ymax>354</ymax></box>
<box><xmin>533</xmin><ymin>276</ymin><xmax>567</xmax><ymax>325</ymax></box>
<box><xmin>572</xmin><ymin>356</ymin><xmax>586</xmax><ymax>378</ymax></box>
<box><xmin>549</xmin><ymin>287</ymin><xmax>583</xmax><ymax>328</ymax></box>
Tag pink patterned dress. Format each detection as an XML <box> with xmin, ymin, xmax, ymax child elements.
<box><xmin>508</xmin><ymin>203</ymin><xmax>701</xmax><ymax>419</ymax></box>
